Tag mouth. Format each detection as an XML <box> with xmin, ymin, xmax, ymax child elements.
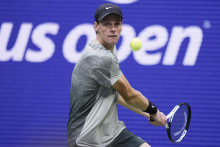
<box><xmin>109</xmin><ymin>35</ymin><xmax>118</xmax><ymax>38</ymax></box>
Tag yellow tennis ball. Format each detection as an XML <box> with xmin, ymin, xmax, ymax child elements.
<box><xmin>130</xmin><ymin>38</ymin><xmax>142</xmax><ymax>51</ymax></box>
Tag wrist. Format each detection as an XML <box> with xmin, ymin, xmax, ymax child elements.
<box><xmin>144</xmin><ymin>100</ymin><xmax>158</xmax><ymax>115</ymax></box>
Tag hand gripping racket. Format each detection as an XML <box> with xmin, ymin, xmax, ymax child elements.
<box><xmin>151</xmin><ymin>103</ymin><xmax>191</xmax><ymax>143</ymax></box>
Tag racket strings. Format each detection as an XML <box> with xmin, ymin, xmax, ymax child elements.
<box><xmin>170</xmin><ymin>105</ymin><xmax>188</xmax><ymax>141</ymax></box>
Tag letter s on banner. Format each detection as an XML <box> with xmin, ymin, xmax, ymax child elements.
<box><xmin>63</xmin><ymin>24</ymin><xmax>95</xmax><ymax>63</ymax></box>
<box><xmin>26</xmin><ymin>23</ymin><xmax>59</xmax><ymax>62</ymax></box>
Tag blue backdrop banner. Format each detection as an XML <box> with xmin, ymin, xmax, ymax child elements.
<box><xmin>0</xmin><ymin>0</ymin><xmax>220</xmax><ymax>146</ymax></box>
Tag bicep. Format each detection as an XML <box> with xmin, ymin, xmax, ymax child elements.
<box><xmin>113</xmin><ymin>74</ymin><xmax>134</xmax><ymax>100</ymax></box>
<box><xmin>113</xmin><ymin>74</ymin><xmax>149</xmax><ymax>111</ymax></box>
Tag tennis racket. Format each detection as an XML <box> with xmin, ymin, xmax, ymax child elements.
<box><xmin>151</xmin><ymin>103</ymin><xmax>191</xmax><ymax>143</ymax></box>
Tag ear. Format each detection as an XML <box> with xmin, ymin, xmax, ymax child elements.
<box><xmin>94</xmin><ymin>22</ymin><xmax>98</xmax><ymax>32</ymax></box>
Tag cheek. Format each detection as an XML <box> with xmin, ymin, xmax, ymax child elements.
<box><xmin>118</xmin><ymin>27</ymin><xmax>122</xmax><ymax>34</ymax></box>
<box><xmin>100</xmin><ymin>29</ymin><xmax>108</xmax><ymax>37</ymax></box>
<box><xmin>119</xmin><ymin>29</ymin><xmax>122</xmax><ymax>34</ymax></box>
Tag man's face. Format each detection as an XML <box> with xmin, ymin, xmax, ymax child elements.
<box><xmin>95</xmin><ymin>14</ymin><xmax>122</xmax><ymax>49</ymax></box>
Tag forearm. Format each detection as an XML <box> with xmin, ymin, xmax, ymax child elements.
<box><xmin>123</xmin><ymin>89</ymin><xmax>149</xmax><ymax>112</ymax></box>
<box><xmin>113</xmin><ymin>74</ymin><xmax>154</xmax><ymax>113</ymax></box>
<box><xmin>117</xmin><ymin>94</ymin><xmax>150</xmax><ymax>118</ymax></box>
<box><xmin>117</xmin><ymin>94</ymin><xmax>166</xmax><ymax>126</ymax></box>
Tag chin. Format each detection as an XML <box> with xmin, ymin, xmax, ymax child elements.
<box><xmin>110</xmin><ymin>42</ymin><xmax>117</xmax><ymax>46</ymax></box>
<box><xmin>110</xmin><ymin>39</ymin><xmax>119</xmax><ymax>44</ymax></box>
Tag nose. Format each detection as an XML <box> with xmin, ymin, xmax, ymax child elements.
<box><xmin>110</xmin><ymin>25</ymin><xmax>116</xmax><ymax>32</ymax></box>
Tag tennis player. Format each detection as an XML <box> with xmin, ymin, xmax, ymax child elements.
<box><xmin>67</xmin><ymin>3</ymin><xmax>167</xmax><ymax>147</ymax></box>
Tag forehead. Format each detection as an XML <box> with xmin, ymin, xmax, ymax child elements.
<box><xmin>101</xmin><ymin>14</ymin><xmax>122</xmax><ymax>22</ymax></box>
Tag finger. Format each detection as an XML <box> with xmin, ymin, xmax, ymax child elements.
<box><xmin>159</xmin><ymin>112</ymin><xmax>167</xmax><ymax>125</ymax></box>
<box><xmin>145</xmin><ymin>113</ymin><xmax>150</xmax><ymax>120</ymax></box>
<box><xmin>148</xmin><ymin>120</ymin><xmax>158</xmax><ymax>126</ymax></box>
<box><xmin>162</xmin><ymin>117</ymin><xmax>167</xmax><ymax>126</ymax></box>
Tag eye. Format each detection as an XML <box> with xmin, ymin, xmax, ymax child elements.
<box><xmin>115</xmin><ymin>22</ymin><xmax>121</xmax><ymax>27</ymax></box>
<box><xmin>104</xmin><ymin>23</ymin><xmax>110</xmax><ymax>26</ymax></box>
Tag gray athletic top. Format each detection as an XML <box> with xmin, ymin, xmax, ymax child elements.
<box><xmin>67</xmin><ymin>41</ymin><xmax>125</xmax><ymax>147</ymax></box>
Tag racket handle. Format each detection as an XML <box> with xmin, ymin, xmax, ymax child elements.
<box><xmin>150</xmin><ymin>116</ymin><xmax>154</xmax><ymax>121</ymax></box>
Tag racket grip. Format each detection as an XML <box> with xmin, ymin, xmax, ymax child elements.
<box><xmin>150</xmin><ymin>116</ymin><xmax>155</xmax><ymax>121</ymax></box>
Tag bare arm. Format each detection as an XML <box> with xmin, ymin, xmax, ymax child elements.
<box><xmin>113</xmin><ymin>74</ymin><xmax>149</xmax><ymax>111</ymax></box>
<box><xmin>117</xmin><ymin>94</ymin><xmax>150</xmax><ymax>120</ymax></box>
<box><xmin>113</xmin><ymin>74</ymin><xmax>167</xmax><ymax>126</ymax></box>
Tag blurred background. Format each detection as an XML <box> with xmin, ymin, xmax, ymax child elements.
<box><xmin>0</xmin><ymin>0</ymin><xmax>220</xmax><ymax>146</ymax></box>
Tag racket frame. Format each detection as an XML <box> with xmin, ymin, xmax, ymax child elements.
<box><xmin>165</xmin><ymin>103</ymin><xmax>191</xmax><ymax>143</ymax></box>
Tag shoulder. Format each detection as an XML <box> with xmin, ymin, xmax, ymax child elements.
<box><xmin>84</xmin><ymin>43</ymin><xmax>114</xmax><ymax>66</ymax></box>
